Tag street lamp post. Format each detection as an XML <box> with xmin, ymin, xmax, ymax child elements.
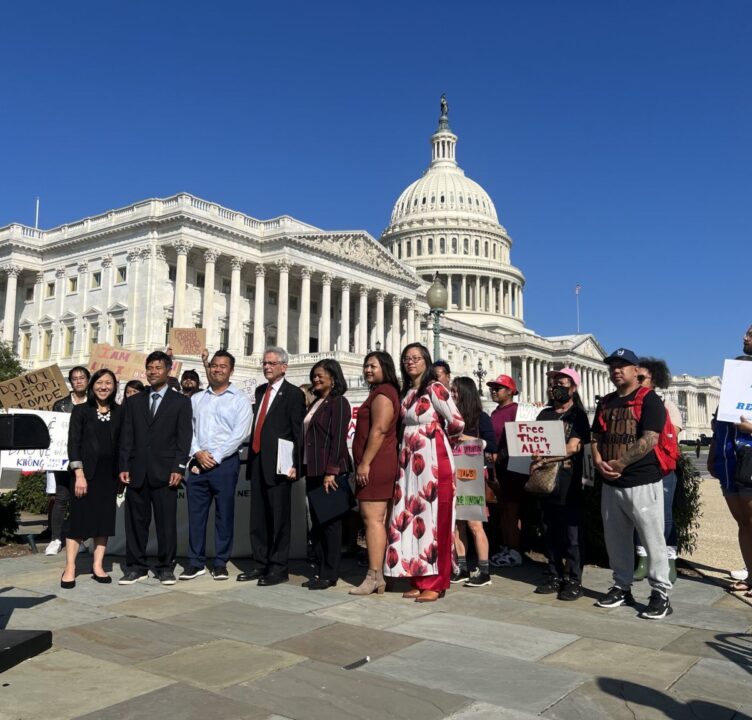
<box><xmin>426</xmin><ymin>273</ymin><xmax>448</xmax><ymax>361</ymax></box>
<box><xmin>473</xmin><ymin>359</ymin><xmax>487</xmax><ymax>396</ymax></box>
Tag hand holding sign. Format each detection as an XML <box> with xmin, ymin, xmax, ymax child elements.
<box><xmin>168</xmin><ymin>328</ymin><xmax>207</xmax><ymax>357</ymax></box>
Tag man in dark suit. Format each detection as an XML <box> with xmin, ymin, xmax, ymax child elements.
<box><xmin>119</xmin><ymin>350</ymin><xmax>192</xmax><ymax>585</ymax></box>
<box><xmin>237</xmin><ymin>346</ymin><xmax>305</xmax><ymax>586</ymax></box>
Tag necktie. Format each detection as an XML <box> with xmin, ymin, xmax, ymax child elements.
<box><xmin>251</xmin><ymin>385</ymin><xmax>273</xmax><ymax>454</ymax></box>
<box><xmin>150</xmin><ymin>392</ymin><xmax>160</xmax><ymax>417</ymax></box>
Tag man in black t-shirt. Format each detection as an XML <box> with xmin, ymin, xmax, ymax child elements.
<box><xmin>591</xmin><ymin>348</ymin><xmax>672</xmax><ymax>619</ymax></box>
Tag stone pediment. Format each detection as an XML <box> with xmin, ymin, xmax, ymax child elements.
<box><xmin>107</xmin><ymin>302</ymin><xmax>128</xmax><ymax>314</ymax></box>
<box><xmin>82</xmin><ymin>305</ymin><xmax>102</xmax><ymax>319</ymax></box>
<box><xmin>60</xmin><ymin>311</ymin><xmax>77</xmax><ymax>323</ymax></box>
<box><xmin>290</xmin><ymin>233</ymin><xmax>418</xmax><ymax>286</ymax></box>
<box><xmin>572</xmin><ymin>335</ymin><xmax>606</xmax><ymax>360</ymax></box>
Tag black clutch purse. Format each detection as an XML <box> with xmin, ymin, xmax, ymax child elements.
<box><xmin>307</xmin><ymin>472</ymin><xmax>355</xmax><ymax>523</ymax></box>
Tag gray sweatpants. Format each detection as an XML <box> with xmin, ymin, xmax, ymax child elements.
<box><xmin>601</xmin><ymin>481</ymin><xmax>671</xmax><ymax>597</ymax></box>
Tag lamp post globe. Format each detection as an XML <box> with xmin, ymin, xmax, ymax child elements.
<box><xmin>426</xmin><ymin>273</ymin><xmax>447</xmax><ymax>362</ymax></box>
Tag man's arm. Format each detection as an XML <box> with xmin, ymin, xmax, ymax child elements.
<box><xmin>609</xmin><ymin>430</ymin><xmax>660</xmax><ymax>474</ymax></box>
<box><xmin>213</xmin><ymin>394</ymin><xmax>253</xmax><ymax>464</ymax></box>
<box><xmin>172</xmin><ymin>397</ymin><xmax>193</xmax><ymax>476</ymax></box>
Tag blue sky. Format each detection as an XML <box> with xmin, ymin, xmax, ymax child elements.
<box><xmin>1</xmin><ymin>2</ymin><xmax>750</xmax><ymax>376</ymax></box>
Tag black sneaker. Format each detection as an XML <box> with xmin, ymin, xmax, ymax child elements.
<box><xmin>211</xmin><ymin>565</ymin><xmax>229</xmax><ymax>580</ymax></box>
<box><xmin>464</xmin><ymin>571</ymin><xmax>492</xmax><ymax>587</ymax></box>
<box><xmin>640</xmin><ymin>591</ymin><xmax>673</xmax><ymax>620</ymax></box>
<box><xmin>158</xmin><ymin>570</ymin><xmax>176</xmax><ymax>585</ymax></box>
<box><xmin>535</xmin><ymin>576</ymin><xmax>561</xmax><ymax>594</ymax></box>
<box><xmin>557</xmin><ymin>579</ymin><xmax>583</xmax><ymax>601</ymax></box>
<box><xmin>595</xmin><ymin>585</ymin><xmax>636</xmax><ymax>608</ymax></box>
<box><xmin>450</xmin><ymin>569</ymin><xmax>470</xmax><ymax>584</ymax></box>
<box><xmin>118</xmin><ymin>570</ymin><xmax>148</xmax><ymax>585</ymax></box>
<box><xmin>179</xmin><ymin>565</ymin><xmax>206</xmax><ymax>581</ymax></box>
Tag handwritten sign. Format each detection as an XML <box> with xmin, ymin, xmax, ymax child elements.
<box><xmin>168</xmin><ymin>328</ymin><xmax>206</xmax><ymax>357</ymax></box>
<box><xmin>505</xmin><ymin>420</ymin><xmax>566</xmax><ymax>457</ymax></box>
<box><xmin>717</xmin><ymin>359</ymin><xmax>752</xmax><ymax>422</ymax></box>
<box><xmin>0</xmin><ymin>364</ymin><xmax>68</xmax><ymax>411</ymax></box>
<box><xmin>453</xmin><ymin>438</ymin><xmax>486</xmax><ymax>521</ymax></box>
<box><xmin>515</xmin><ymin>402</ymin><xmax>545</xmax><ymax>422</ymax></box>
<box><xmin>88</xmin><ymin>343</ymin><xmax>181</xmax><ymax>382</ymax></box>
<box><xmin>0</xmin><ymin>410</ymin><xmax>70</xmax><ymax>471</ymax></box>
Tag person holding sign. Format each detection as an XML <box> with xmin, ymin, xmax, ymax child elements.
<box><xmin>529</xmin><ymin>368</ymin><xmax>589</xmax><ymax>601</ymax></box>
<box><xmin>61</xmin><ymin>369</ymin><xmax>122</xmax><ymax>588</ymax></box>
<box><xmin>385</xmin><ymin>343</ymin><xmax>465</xmax><ymax>603</ymax></box>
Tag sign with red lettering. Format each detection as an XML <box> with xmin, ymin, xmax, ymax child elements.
<box><xmin>88</xmin><ymin>343</ymin><xmax>181</xmax><ymax>381</ymax></box>
<box><xmin>505</xmin><ymin>420</ymin><xmax>566</xmax><ymax>457</ymax></box>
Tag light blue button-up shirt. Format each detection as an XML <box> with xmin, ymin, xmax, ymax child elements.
<box><xmin>149</xmin><ymin>383</ymin><xmax>169</xmax><ymax>415</ymax></box>
<box><xmin>190</xmin><ymin>384</ymin><xmax>253</xmax><ymax>464</ymax></box>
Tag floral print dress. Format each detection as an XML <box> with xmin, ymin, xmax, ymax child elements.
<box><xmin>385</xmin><ymin>381</ymin><xmax>465</xmax><ymax>578</ymax></box>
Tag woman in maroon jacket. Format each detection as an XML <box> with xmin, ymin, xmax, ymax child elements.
<box><xmin>302</xmin><ymin>359</ymin><xmax>352</xmax><ymax>590</ymax></box>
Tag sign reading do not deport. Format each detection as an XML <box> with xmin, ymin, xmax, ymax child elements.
<box><xmin>0</xmin><ymin>364</ymin><xmax>69</xmax><ymax>411</ymax></box>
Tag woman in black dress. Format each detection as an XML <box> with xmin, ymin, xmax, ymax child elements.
<box><xmin>61</xmin><ymin>369</ymin><xmax>122</xmax><ymax>588</ymax></box>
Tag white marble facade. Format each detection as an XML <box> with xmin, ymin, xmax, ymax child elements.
<box><xmin>0</xmin><ymin>108</ymin><xmax>718</xmax><ymax>435</ymax></box>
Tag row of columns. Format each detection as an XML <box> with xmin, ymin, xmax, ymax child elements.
<box><xmin>514</xmin><ymin>357</ymin><xmax>611</xmax><ymax>408</ymax></box>
<box><xmin>443</xmin><ymin>273</ymin><xmax>522</xmax><ymax>318</ymax></box>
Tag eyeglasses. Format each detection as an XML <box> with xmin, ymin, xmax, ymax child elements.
<box><xmin>403</xmin><ymin>356</ymin><xmax>424</xmax><ymax>365</ymax></box>
<box><xmin>262</xmin><ymin>360</ymin><xmax>282</xmax><ymax>366</ymax></box>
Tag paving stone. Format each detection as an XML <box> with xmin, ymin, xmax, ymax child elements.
<box><xmin>0</xmin><ymin>648</ymin><xmax>171</xmax><ymax>720</ymax></box>
<box><xmin>389</xmin><ymin>612</ymin><xmax>579</xmax><ymax>661</ymax></box>
<box><xmin>671</xmin><ymin>656</ymin><xmax>752</xmax><ymax>706</ymax></box>
<box><xmin>446</xmin><ymin>702</ymin><xmax>540</xmax><ymax>719</ymax></box>
<box><xmin>270</xmin><ymin>621</ymin><xmax>419</xmax><ymax>665</ymax></box>
<box><xmin>137</xmin><ymin>639</ymin><xmax>305</xmax><ymax>689</ymax></box>
<box><xmin>159</xmin><ymin>600</ymin><xmax>334</xmax><ymax>645</ymax></box>
<box><xmin>4</xmin><ymin>595</ymin><xmax>116</xmax><ymax>631</ymax></box>
<box><xmin>710</xmin><ymin>591</ymin><xmax>752</xmax><ymax>612</ymax></box>
<box><xmin>28</xmin><ymin>575</ymin><xmax>171</xmax><ymax>607</ymax></box>
<box><xmin>437</xmin><ymin>590</ymin><xmax>535</xmax><ymax>622</ymax></box>
<box><xmin>504</xmin><ymin>603</ymin><xmax>689</xmax><ymax>650</ymax></box>
<box><xmin>54</xmin><ymin>615</ymin><xmax>214</xmax><ymax>664</ymax></box>
<box><xmin>310</xmin><ymin>595</ymin><xmax>439</xmax><ymax>630</ymax></box>
<box><xmin>659</xmin><ymin>599</ymin><xmax>752</xmax><ymax>632</ymax></box>
<box><xmin>541</xmin><ymin>637</ymin><xmax>697</xmax><ymax>688</ymax></box>
<box><xmin>104</xmin><ymin>588</ymin><xmax>220</xmax><ymax>619</ymax></box>
<box><xmin>364</xmin><ymin>640</ymin><xmax>588</xmax><ymax>713</ymax></box>
<box><xmin>662</xmin><ymin>627</ymin><xmax>752</xmax><ymax>662</ymax></box>
<box><xmin>223</xmin><ymin>658</ymin><xmax>471</xmax><ymax>719</ymax></box>
<box><xmin>215</xmin><ymin>581</ymin><xmax>353</xmax><ymax>614</ymax></box>
<box><xmin>72</xmin><ymin>681</ymin><xmax>269</xmax><ymax>720</ymax></box>
<box><xmin>666</xmin><ymin>578</ymin><xmax>726</xmax><ymax>605</ymax></box>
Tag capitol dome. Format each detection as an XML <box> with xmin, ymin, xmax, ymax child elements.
<box><xmin>381</xmin><ymin>99</ymin><xmax>526</xmax><ymax>333</ymax></box>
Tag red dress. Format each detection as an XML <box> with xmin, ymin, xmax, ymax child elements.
<box><xmin>353</xmin><ymin>384</ymin><xmax>400</xmax><ymax>501</ymax></box>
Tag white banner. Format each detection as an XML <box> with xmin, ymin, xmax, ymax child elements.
<box><xmin>717</xmin><ymin>359</ymin><xmax>752</xmax><ymax>422</ymax></box>
<box><xmin>0</xmin><ymin>410</ymin><xmax>70</xmax><ymax>472</ymax></box>
<box><xmin>453</xmin><ymin>438</ymin><xmax>486</xmax><ymax>522</ymax></box>
<box><xmin>505</xmin><ymin>420</ymin><xmax>566</xmax><ymax>457</ymax></box>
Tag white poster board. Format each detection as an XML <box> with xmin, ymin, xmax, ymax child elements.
<box><xmin>0</xmin><ymin>410</ymin><xmax>71</xmax><ymax>471</ymax></box>
<box><xmin>453</xmin><ymin>438</ymin><xmax>486</xmax><ymax>522</ymax></box>
<box><xmin>717</xmin><ymin>359</ymin><xmax>752</xmax><ymax>422</ymax></box>
<box><xmin>505</xmin><ymin>420</ymin><xmax>566</xmax><ymax>457</ymax></box>
<box><xmin>515</xmin><ymin>402</ymin><xmax>543</xmax><ymax>422</ymax></box>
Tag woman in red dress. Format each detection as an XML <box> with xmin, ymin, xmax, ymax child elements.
<box><xmin>350</xmin><ymin>351</ymin><xmax>401</xmax><ymax>595</ymax></box>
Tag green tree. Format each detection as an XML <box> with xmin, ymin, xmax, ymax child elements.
<box><xmin>0</xmin><ymin>340</ymin><xmax>24</xmax><ymax>382</ymax></box>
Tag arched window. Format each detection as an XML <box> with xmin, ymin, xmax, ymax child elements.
<box><xmin>484</xmin><ymin>241</ymin><xmax>489</xmax><ymax>257</ymax></box>
<box><xmin>493</xmin><ymin>244</ymin><xmax>497</xmax><ymax>259</ymax></box>
<box><xmin>452</xmin><ymin>237</ymin><xmax>458</xmax><ymax>253</ymax></box>
<box><xmin>463</xmin><ymin>238</ymin><xmax>469</xmax><ymax>254</ymax></box>
<box><xmin>406</xmin><ymin>240</ymin><xmax>412</xmax><ymax>257</ymax></box>
<box><xmin>439</xmin><ymin>237</ymin><xmax>446</xmax><ymax>253</ymax></box>
<box><xmin>474</xmin><ymin>239</ymin><xmax>480</xmax><ymax>255</ymax></box>
<box><xmin>416</xmin><ymin>238</ymin><xmax>422</xmax><ymax>255</ymax></box>
<box><xmin>427</xmin><ymin>238</ymin><xmax>434</xmax><ymax>254</ymax></box>
<box><xmin>421</xmin><ymin>196</ymin><xmax>426</xmax><ymax>205</ymax></box>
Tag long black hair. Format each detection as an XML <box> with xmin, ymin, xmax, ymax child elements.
<box><xmin>363</xmin><ymin>351</ymin><xmax>400</xmax><ymax>392</ymax></box>
<box><xmin>86</xmin><ymin>369</ymin><xmax>119</xmax><ymax>407</ymax></box>
<box><xmin>399</xmin><ymin>343</ymin><xmax>438</xmax><ymax>399</ymax></box>
<box><xmin>310</xmin><ymin>358</ymin><xmax>348</xmax><ymax>397</ymax></box>
<box><xmin>452</xmin><ymin>376</ymin><xmax>482</xmax><ymax>434</ymax></box>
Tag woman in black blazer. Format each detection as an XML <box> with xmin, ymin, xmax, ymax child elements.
<box><xmin>303</xmin><ymin>359</ymin><xmax>352</xmax><ymax>590</ymax></box>
<box><xmin>61</xmin><ymin>369</ymin><xmax>122</xmax><ymax>588</ymax></box>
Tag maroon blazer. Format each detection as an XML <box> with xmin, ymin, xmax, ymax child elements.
<box><xmin>304</xmin><ymin>394</ymin><xmax>352</xmax><ymax>477</ymax></box>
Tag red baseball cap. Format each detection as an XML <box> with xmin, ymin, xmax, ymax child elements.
<box><xmin>486</xmin><ymin>374</ymin><xmax>518</xmax><ymax>394</ymax></box>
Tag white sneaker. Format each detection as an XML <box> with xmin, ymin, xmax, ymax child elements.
<box><xmin>730</xmin><ymin>568</ymin><xmax>748</xmax><ymax>581</ymax></box>
<box><xmin>495</xmin><ymin>549</ymin><xmax>523</xmax><ymax>567</ymax></box>
<box><xmin>44</xmin><ymin>539</ymin><xmax>62</xmax><ymax>555</ymax></box>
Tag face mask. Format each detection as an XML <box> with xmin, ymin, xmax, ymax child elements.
<box><xmin>550</xmin><ymin>386</ymin><xmax>571</xmax><ymax>404</ymax></box>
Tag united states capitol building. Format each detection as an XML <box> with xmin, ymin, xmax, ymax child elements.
<box><xmin>0</xmin><ymin>101</ymin><xmax>718</xmax><ymax>438</ymax></box>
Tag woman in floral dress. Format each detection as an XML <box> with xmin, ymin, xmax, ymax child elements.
<box><xmin>384</xmin><ymin>343</ymin><xmax>465</xmax><ymax>602</ymax></box>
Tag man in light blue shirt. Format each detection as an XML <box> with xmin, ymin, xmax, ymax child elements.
<box><xmin>179</xmin><ymin>350</ymin><xmax>253</xmax><ymax>581</ymax></box>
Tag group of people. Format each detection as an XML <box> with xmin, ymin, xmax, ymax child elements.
<box><xmin>45</xmin><ymin>329</ymin><xmax>731</xmax><ymax>621</ymax></box>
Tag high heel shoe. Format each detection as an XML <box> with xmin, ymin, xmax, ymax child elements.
<box><xmin>402</xmin><ymin>588</ymin><xmax>421</xmax><ymax>599</ymax></box>
<box><xmin>415</xmin><ymin>590</ymin><xmax>445</xmax><ymax>603</ymax></box>
<box><xmin>349</xmin><ymin>569</ymin><xmax>386</xmax><ymax>596</ymax></box>
<box><xmin>60</xmin><ymin>573</ymin><xmax>75</xmax><ymax>589</ymax></box>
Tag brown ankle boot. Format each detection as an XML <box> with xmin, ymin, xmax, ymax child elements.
<box><xmin>349</xmin><ymin>569</ymin><xmax>386</xmax><ymax>595</ymax></box>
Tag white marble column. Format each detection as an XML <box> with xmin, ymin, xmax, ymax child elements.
<box><xmin>407</xmin><ymin>300</ymin><xmax>416</xmax><ymax>345</ymax></box>
<box><xmin>518</xmin><ymin>286</ymin><xmax>524</xmax><ymax>320</ymax></box>
<box><xmin>446</xmin><ymin>275</ymin><xmax>453</xmax><ymax>309</ymax></box>
<box><xmin>275</xmin><ymin>260</ymin><xmax>290</xmax><ymax>351</ymax></box>
<box><xmin>475</xmin><ymin>276</ymin><xmax>481</xmax><ymax>311</ymax></box>
<box><xmin>460</xmin><ymin>275</ymin><xmax>467</xmax><ymax>310</ymax></box>
<box><xmin>2</xmin><ymin>265</ymin><xmax>21</xmax><ymax>344</ymax></box>
<box><xmin>228</xmin><ymin>257</ymin><xmax>244</xmax><ymax>354</ymax></box>
<box><xmin>339</xmin><ymin>280</ymin><xmax>351</xmax><ymax>352</ymax></box>
<box><xmin>101</xmin><ymin>256</ymin><xmax>113</xmax><ymax>344</ymax></box>
<box><xmin>320</xmin><ymin>273</ymin><xmax>332</xmax><ymax>352</ymax></box>
<box><xmin>298</xmin><ymin>268</ymin><xmax>311</xmax><ymax>354</ymax></box>
<box><xmin>375</xmin><ymin>290</ymin><xmax>385</xmax><ymax>349</ymax></box>
<box><xmin>126</xmin><ymin>248</ymin><xmax>141</xmax><ymax>346</ymax></box>
<box><xmin>202</xmin><ymin>250</ymin><xmax>219</xmax><ymax>349</ymax></box>
<box><xmin>390</xmin><ymin>296</ymin><xmax>401</xmax><ymax>355</ymax></box>
<box><xmin>172</xmin><ymin>240</ymin><xmax>191</xmax><ymax>328</ymax></box>
<box><xmin>358</xmin><ymin>286</ymin><xmax>368</xmax><ymax>355</ymax></box>
<box><xmin>527</xmin><ymin>358</ymin><xmax>535</xmax><ymax>403</ymax></box>
<box><xmin>252</xmin><ymin>264</ymin><xmax>266</xmax><ymax>354</ymax></box>
<box><xmin>74</xmin><ymin>261</ymin><xmax>88</xmax><ymax>356</ymax></box>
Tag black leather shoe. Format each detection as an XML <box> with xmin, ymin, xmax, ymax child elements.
<box><xmin>91</xmin><ymin>573</ymin><xmax>112</xmax><ymax>584</ymax></box>
<box><xmin>237</xmin><ymin>568</ymin><xmax>266</xmax><ymax>582</ymax></box>
<box><xmin>61</xmin><ymin>573</ymin><xmax>75</xmax><ymax>589</ymax></box>
<box><xmin>308</xmin><ymin>578</ymin><xmax>336</xmax><ymax>590</ymax></box>
<box><xmin>257</xmin><ymin>573</ymin><xmax>289</xmax><ymax>587</ymax></box>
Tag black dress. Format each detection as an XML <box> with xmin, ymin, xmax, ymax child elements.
<box><xmin>69</xmin><ymin>412</ymin><xmax>118</xmax><ymax>539</ymax></box>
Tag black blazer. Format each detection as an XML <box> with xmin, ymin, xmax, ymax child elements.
<box><xmin>304</xmin><ymin>394</ymin><xmax>352</xmax><ymax>477</ymax></box>
<box><xmin>246</xmin><ymin>378</ymin><xmax>305</xmax><ymax>485</ymax></box>
<box><xmin>67</xmin><ymin>403</ymin><xmax>122</xmax><ymax>481</ymax></box>
<box><xmin>118</xmin><ymin>387</ymin><xmax>193</xmax><ymax>488</ymax></box>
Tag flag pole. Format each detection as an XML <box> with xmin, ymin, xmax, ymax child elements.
<box><xmin>575</xmin><ymin>284</ymin><xmax>581</xmax><ymax>333</ymax></box>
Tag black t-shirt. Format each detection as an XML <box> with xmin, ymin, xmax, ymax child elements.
<box><xmin>591</xmin><ymin>388</ymin><xmax>666</xmax><ymax>487</ymax></box>
<box><xmin>536</xmin><ymin>405</ymin><xmax>590</xmax><ymax>506</ymax></box>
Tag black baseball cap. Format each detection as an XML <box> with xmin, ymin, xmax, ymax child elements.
<box><xmin>603</xmin><ymin>348</ymin><xmax>640</xmax><ymax>366</ymax></box>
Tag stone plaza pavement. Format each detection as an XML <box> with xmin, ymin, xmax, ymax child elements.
<box><xmin>1</xmin><ymin>541</ymin><xmax>752</xmax><ymax>720</ymax></box>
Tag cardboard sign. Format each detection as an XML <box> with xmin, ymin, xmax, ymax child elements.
<box><xmin>0</xmin><ymin>409</ymin><xmax>70</xmax><ymax>471</ymax></box>
<box><xmin>168</xmin><ymin>328</ymin><xmax>206</xmax><ymax>357</ymax></box>
<box><xmin>0</xmin><ymin>364</ymin><xmax>69</xmax><ymax>411</ymax></box>
<box><xmin>505</xmin><ymin>420</ymin><xmax>566</xmax><ymax>457</ymax></box>
<box><xmin>453</xmin><ymin>438</ymin><xmax>486</xmax><ymax>522</ymax></box>
<box><xmin>515</xmin><ymin>402</ymin><xmax>545</xmax><ymax>422</ymax></box>
<box><xmin>717</xmin><ymin>359</ymin><xmax>752</xmax><ymax>422</ymax></box>
<box><xmin>88</xmin><ymin>343</ymin><xmax>181</xmax><ymax>382</ymax></box>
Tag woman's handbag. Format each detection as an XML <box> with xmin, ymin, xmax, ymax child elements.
<box><xmin>524</xmin><ymin>458</ymin><xmax>565</xmax><ymax>495</ymax></box>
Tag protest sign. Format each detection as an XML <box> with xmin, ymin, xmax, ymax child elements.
<box><xmin>515</xmin><ymin>402</ymin><xmax>544</xmax><ymax>422</ymax></box>
<box><xmin>453</xmin><ymin>438</ymin><xmax>486</xmax><ymax>521</ymax></box>
<box><xmin>0</xmin><ymin>364</ymin><xmax>68</xmax><ymax>411</ymax></box>
<box><xmin>0</xmin><ymin>409</ymin><xmax>70</xmax><ymax>471</ymax></box>
<box><xmin>717</xmin><ymin>359</ymin><xmax>752</xmax><ymax>422</ymax></box>
<box><xmin>505</xmin><ymin>420</ymin><xmax>566</xmax><ymax>457</ymax></box>
<box><xmin>88</xmin><ymin>343</ymin><xmax>181</xmax><ymax>381</ymax></box>
<box><xmin>168</xmin><ymin>328</ymin><xmax>206</xmax><ymax>356</ymax></box>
